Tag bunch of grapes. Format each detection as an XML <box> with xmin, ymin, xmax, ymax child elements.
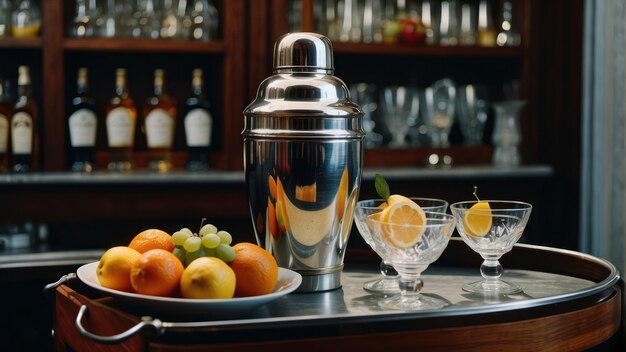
<box><xmin>171</xmin><ymin>222</ymin><xmax>236</xmax><ymax>267</ymax></box>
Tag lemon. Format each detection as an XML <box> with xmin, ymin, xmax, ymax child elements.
<box><xmin>378</xmin><ymin>196</ymin><xmax>426</xmax><ymax>249</ymax></box>
<box><xmin>180</xmin><ymin>257</ymin><xmax>236</xmax><ymax>299</ymax></box>
<box><xmin>97</xmin><ymin>246</ymin><xmax>141</xmax><ymax>292</ymax></box>
<box><xmin>463</xmin><ymin>201</ymin><xmax>492</xmax><ymax>237</ymax></box>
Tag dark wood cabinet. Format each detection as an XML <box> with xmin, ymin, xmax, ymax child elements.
<box><xmin>0</xmin><ymin>0</ymin><xmax>584</xmax><ymax>250</ymax></box>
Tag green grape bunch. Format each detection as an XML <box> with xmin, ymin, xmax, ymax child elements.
<box><xmin>171</xmin><ymin>218</ymin><xmax>236</xmax><ymax>267</ymax></box>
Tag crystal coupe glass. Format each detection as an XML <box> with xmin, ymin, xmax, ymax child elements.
<box><xmin>450</xmin><ymin>200</ymin><xmax>532</xmax><ymax>294</ymax></box>
<box><xmin>355</xmin><ymin>198</ymin><xmax>449</xmax><ymax>296</ymax></box>
<box><xmin>362</xmin><ymin>211</ymin><xmax>455</xmax><ymax>310</ymax></box>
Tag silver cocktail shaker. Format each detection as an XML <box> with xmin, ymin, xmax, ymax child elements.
<box><xmin>243</xmin><ymin>32</ymin><xmax>364</xmax><ymax>292</ymax></box>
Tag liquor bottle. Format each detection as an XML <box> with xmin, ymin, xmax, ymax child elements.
<box><xmin>68</xmin><ymin>68</ymin><xmax>98</xmax><ymax>172</ymax></box>
<box><xmin>144</xmin><ymin>69</ymin><xmax>176</xmax><ymax>172</ymax></box>
<box><xmin>11</xmin><ymin>65</ymin><xmax>38</xmax><ymax>172</ymax></box>
<box><xmin>0</xmin><ymin>79</ymin><xmax>11</xmax><ymax>172</ymax></box>
<box><xmin>105</xmin><ymin>68</ymin><xmax>137</xmax><ymax>171</ymax></box>
<box><xmin>184</xmin><ymin>68</ymin><xmax>213</xmax><ymax>171</ymax></box>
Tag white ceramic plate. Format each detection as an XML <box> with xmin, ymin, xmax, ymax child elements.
<box><xmin>76</xmin><ymin>261</ymin><xmax>302</xmax><ymax>321</ymax></box>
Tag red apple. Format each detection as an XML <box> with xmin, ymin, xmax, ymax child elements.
<box><xmin>400</xmin><ymin>19</ymin><xmax>426</xmax><ymax>44</ymax></box>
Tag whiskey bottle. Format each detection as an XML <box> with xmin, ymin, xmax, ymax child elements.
<box><xmin>105</xmin><ymin>68</ymin><xmax>137</xmax><ymax>171</ymax></box>
<box><xmin>144</xmin><ymin>69</ymin><xmax>176</xmax><ymax>172</ymax></box>
<box><xmin>11</xmin><ymin>65</ymin><xmax>38</xmax><ymax>173</ymax></box>
<box><xmin>68</xmin><ymin>68</ymin><xmax>98</xmax><ymax>172</ymax></box>
<box><xmin>184</xmin><ymin>68</ymin><xmax>213</xmax><ymax>171</ymax></box>
<box><xmin>0</xmin><ymin>79</ymin><xmax>11</xmax><ymax>172</ymax></box>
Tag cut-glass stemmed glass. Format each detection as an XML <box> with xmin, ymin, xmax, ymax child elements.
<box><xmin>450</xmin><ymin>200</ymin><xmax>532</xmax><ymax>294</ymax></box>
<box><xmin>361</xmin><ymin>211</ymin><xmax>455</xmax><ymax>310</ymax></box>
<box><xmin>355</xmin><ymin>198</ymin><xmax>449</xmax><ymax>296</ymax></box>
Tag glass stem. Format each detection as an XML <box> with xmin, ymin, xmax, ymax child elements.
<box><xmin>480</xmin><ymin>258</ymin><xmax>503</xmax><ymax>282</ymax></box>
<box><xmin>398</xmin><ymin>274</ymin><xmax>423</xmax><ymax>298</ymax></box>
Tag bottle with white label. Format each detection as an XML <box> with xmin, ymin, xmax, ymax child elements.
<box><xmin>68</xmin><ymin>68</ymin><xmax>98</xmax><ymax>172</ymax></box>
<box><xmin>184</xmin><ymin>68</ymin><xmax>213</xmax><ymax>171</ymax></box>
<box><xmin>144</xmin><ymin>69</ymin><xmax>177</xmax><ymax>172</ymax></box>
<box><xmin>11</xmin><ymin>66</ymin><xmax>38</xmax><ymax>173</ymax></box>
<box><xmin>105</xmin><ymin>68</ymin><xmax>137</xmax><ymax>171</ymax></box>
<box><xmin>0</xmin><ymin>79</ymin><xmax>11</xmax><ymax>172</ymax></box>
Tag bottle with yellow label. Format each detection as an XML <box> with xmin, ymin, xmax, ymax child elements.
<box><xmin>144</xmin><ymin>69</ymin><xmax>177</xmax><ymax>172</ymax></box>
<box><xmin>12</xmin><ymin>66</ymin><xmax>38</xmax><ymax>172</ymax></box>
<box><xmin>11</xmin><ymin>0</ymin><xmax>42</xmax><ymax>38</ymax></box>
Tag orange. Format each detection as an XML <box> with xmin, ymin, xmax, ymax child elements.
<box><xmin>128</xmin><ymin>228</ymin><xmax>175</xmax><ymax>254</ymax></box>
<box><xmin>97</xmin><ymin>246</ymin><xmax>141</xmax><ymax>292</ymax></box>
<box><xmin>130</xmin><ymin>249</ymin><xmax>184</xmax><ymax>297</ymax></box>
<box><xmin>180</xmin><ymin>257</ymin><xmax>236</xmax><ymax>299</ymax></box>
<box><xmin>229</xmin><ymin>242</ymin><xmax>279</xmax><ymax>297</ymax></box>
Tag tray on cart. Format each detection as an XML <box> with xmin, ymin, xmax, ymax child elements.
<box><xmin>51</xmin><ymin>238</ymin><xmax>623</xmax><ymax>350</ymax></box>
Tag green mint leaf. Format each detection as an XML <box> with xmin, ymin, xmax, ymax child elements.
<box><xmin>374</xmin><ymin>174</ymin><xmax>390</xmax><ymax>201</ymax></box>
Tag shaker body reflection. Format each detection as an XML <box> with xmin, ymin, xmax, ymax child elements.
<box><xmin>243</xmin><ymin>32</ymin><xmax>364</xmax><ymax>292</ymax></box>
<box><xmin>245</xmin><ymin>138</ymin><xmax>361</xmax><ymax>291</ymax></box>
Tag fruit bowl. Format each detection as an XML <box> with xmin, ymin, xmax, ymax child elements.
<box><xmin>76</xmin><ymin>261</ymin><xmax>302</xmax><ymax>321</ymax></box>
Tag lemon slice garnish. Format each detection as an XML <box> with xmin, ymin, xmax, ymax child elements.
<box><xmin>379</xmin><ymin>197</ymin><xmax>426</xmax><ymax>249</ymax></box>
<box><xmin>463</xmin><ymin>201</ymin><xmax>492</xmax><ymax>237</ymax></box>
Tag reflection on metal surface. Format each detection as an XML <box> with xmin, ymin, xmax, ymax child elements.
<box><xmin>243</xmin><ymin>33</ymin><xmax>364</xmax><ymax>292</ymax></box>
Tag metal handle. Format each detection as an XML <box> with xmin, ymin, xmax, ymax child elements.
<box><xmin>43</xmin><ymin>273</ymin><xmax>77</xmax><ymax>296</ymax></box>
<box><xmin>75</xmin><ymin>305</ymin><xmax>164</xmax><ymax>344</ymax></box>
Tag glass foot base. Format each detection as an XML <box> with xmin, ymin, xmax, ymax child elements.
<box><xmin>462</xmin><ymin>279</ymin><xmax>522</xmax><ymax>295</ymax></box>
<box><xmin>363</xmin><ymin>277</ymin><xmax>400</xmax><ymax>296</ymax></box>
<box><xmin>378</xmin><ymin>294</ymin><xmax>447</xmax><ymax>311</ymax></box>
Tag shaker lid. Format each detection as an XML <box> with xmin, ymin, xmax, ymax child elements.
<box><xmin>273</xmin><ymin>32</ymin><xmax>333</xmax><ymax>73</ymax></box>
<box><xmin>243</xmin><ymin>32</ymin><xmax>363</xmax><ymax>140</ymax></box>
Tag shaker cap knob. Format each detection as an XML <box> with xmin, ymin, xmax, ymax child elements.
<box><xmin>273</xmin><ymin>32</ymin><xmax>334</xmax><ymax>73</ymax></box>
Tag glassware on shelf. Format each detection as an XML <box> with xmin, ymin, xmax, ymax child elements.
<box><xmin>380</xmin><ymin>85</ymin><xmax>419</xmax><ymax>148</ymax></box>
<box><xmin>439</xmin><ymin>0</ymin><xmax>458</xmax><ymax>46</ymax></box>
<box><xmin>349</xmin><ymin>83</ymin><xmax>382</xmax><ymax>149</ymax></box>
<box><xmin>496</xmin><ymin>0</ymin><xmax>521</xmax><ymax>47</ymax></box>
<box><xmin>190</xmin><ymin>0</ymin><xmax>218</xmax><ymax>41</ymax></box>
<box><xmin>450</xmin><ymin>200</ymin><xmax>532</xmax><ymax>295</ymax></box>
<box><xmin>135</xmin><ymin>0</ymin><xmax>161</xmax><ymax>39</ymax></box>
<box><xmin>456</xmin><ymin>84</ymin><xmax>489</xmax><ymax>145</ymax></box>
<box><xmin>422</xmin><ymin>78</ymin><xmax>456</xmax><ymax>148</ymax></box>
<box><xmin>362</xmin><ymin>0</ymin><xmax>383</xmax><ymax>44</ymax></box>
<box><xmin>355</xmin><ymin>198</ymin><xmax>449</xmax><ymax>296</ymax></box>
<box><xmin>477</xmin><ymin>0</ymin><xmax>496</xmax><ymax>46</ymax></box>
<box><xmin>458</xmin><ymin>1</ymin><xmax>476</xmax><ymax>46</ymax></box>
<box><xmin>11</xmin><ymin>0</ymin><xmax>41</xmax><ymax>38</ymax></box>
<box><xmin>86</xmin><ymin>0</ymin><xmax>104</xmax><ymax>36</ymax></box>
<box><xmin>70</xmin><ymin>0</ymin><xmax>95</xmax><ymax>38</ymax></box>
<box><xmin>359</xmin><ymin>210</ymin><xmax>455</xmax><ymax>310</ymax></box>
<box><xmin>491</xmin><ymin>99</ymin><xmax>526</xmax><ymax>167</ymax></box>
<box><xmin>0</xmin><ymin>0</ymin><xmax>12</xmax><ymax>38</ymax></box>
<box><xmin>420</xmin><ymin>0</ymin><xmax>438</xmax><ymax>45</ymax></box>
<box><xmin>287</xmin><ymin>0</ymin><xmax>301</xmax><ymax>32</ymax></box>
<box><xmin>160</xmin><ymin>0</ymin><xmax>183</xmax><ymax>39</ymax></box>
<box><xmin>99</xmin><ymin>0</ymin><xmax>123</xmax><ymax>38</ymax></box>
